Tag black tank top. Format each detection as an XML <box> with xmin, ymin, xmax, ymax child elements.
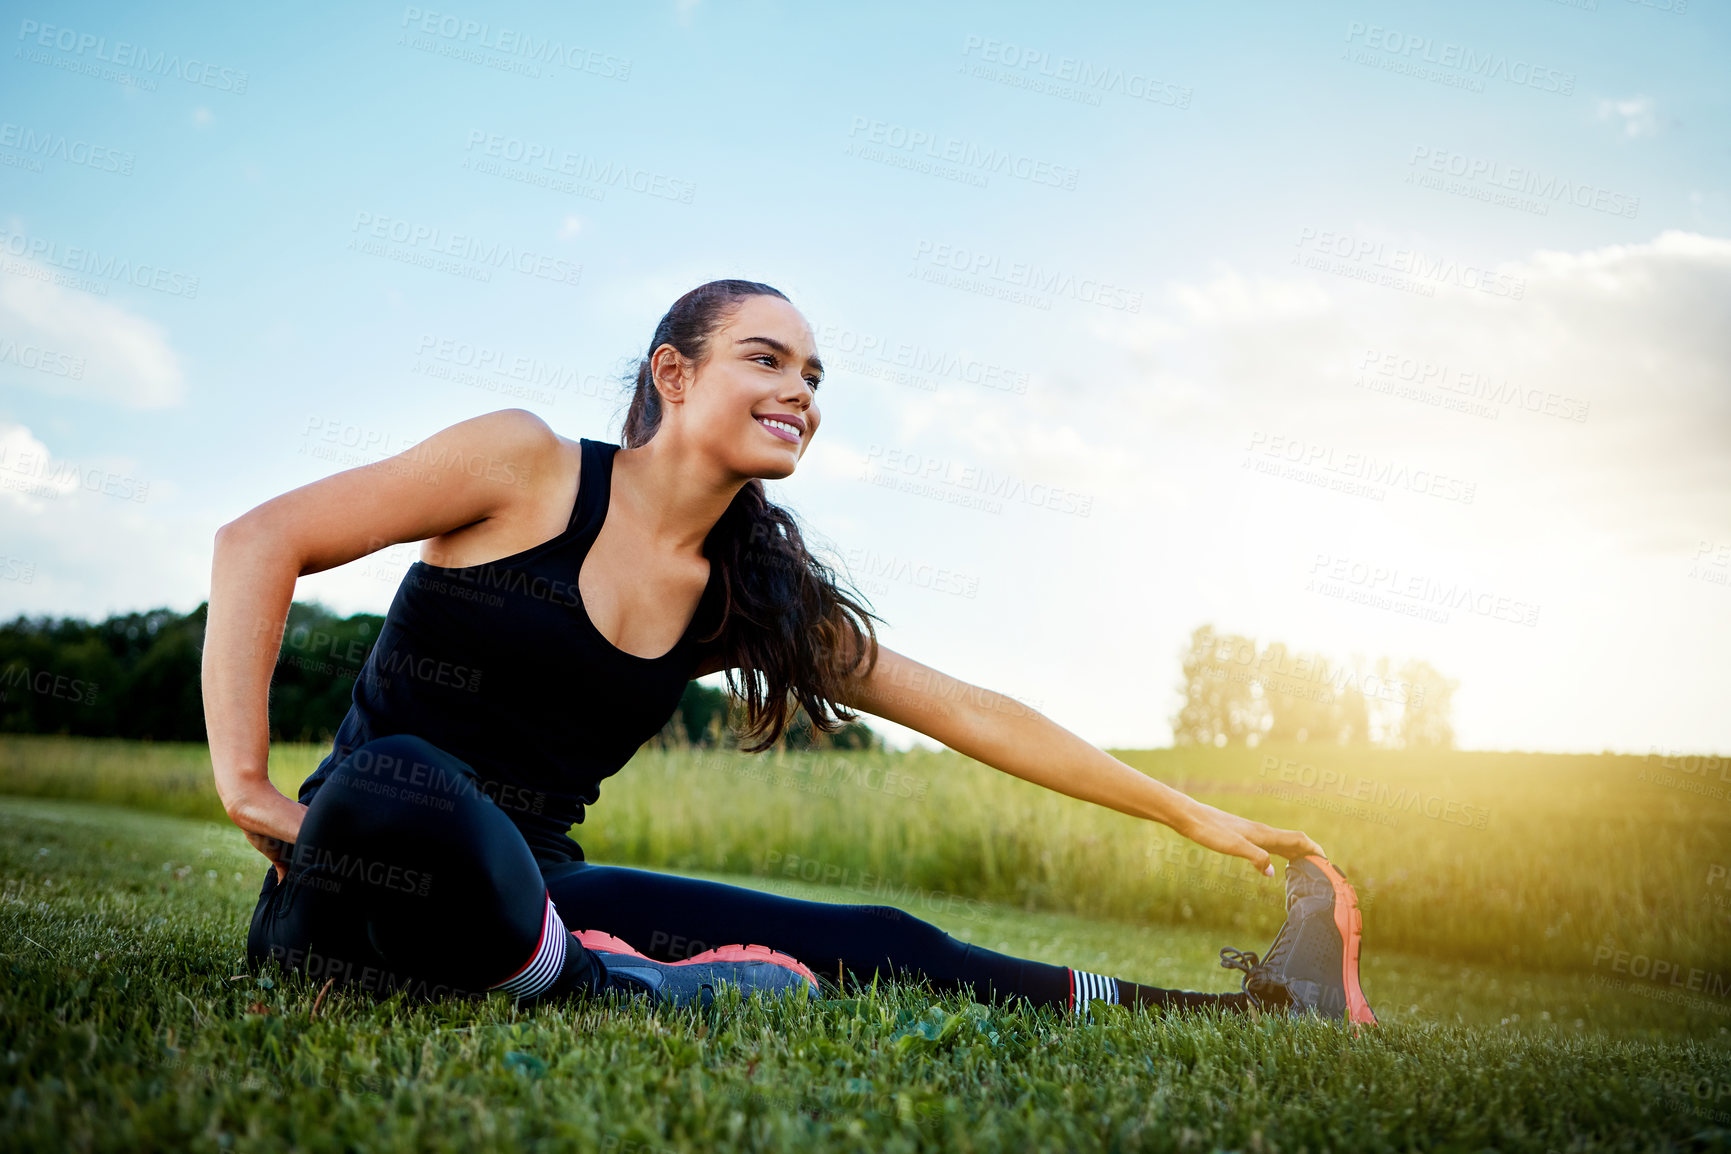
<box><xmin>296</xmin><ymin>437</ymin><xmax>723</xmax><ymax>866</ymax></box>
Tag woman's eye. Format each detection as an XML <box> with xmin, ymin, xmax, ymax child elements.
<box><xmin>755</xmin><ymin>353</ymin><xmax>820</xmax><ymax>390</ymax></box>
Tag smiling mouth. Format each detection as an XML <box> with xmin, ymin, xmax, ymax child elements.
<box><xmin>756</xmin><ymin>415</ymin><xmax>802</xmax><ymax>444</ymax></box>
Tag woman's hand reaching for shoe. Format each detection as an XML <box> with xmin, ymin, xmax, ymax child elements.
<box><xmin>1169</xmin><ymin>798</ymin><xmax>1326</xmax><ymax>878</ymax></box>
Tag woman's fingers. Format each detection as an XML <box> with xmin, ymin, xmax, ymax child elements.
<box><xmin>1230</xmin><ymin>837</ymin><xmax>1275</xmax><ymax>877</ymax></box>
<box><xmin>1176</xmin><ymin>802</ymin><xmax>1330</xmax><ymax>877</ymax></box>
<box><xmin>1250</xmin><ymin>822</ymin><xmax>1326</xmax><ymax>862</ymax></box>
<box><xmin>243</xmin><ymin>828</ymin><xmax>292</xmax><ymax>867</ymax></box>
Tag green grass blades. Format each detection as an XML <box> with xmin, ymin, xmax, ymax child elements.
<box><xmin>5</xmin><ymin>734</ymin><xmax>1726</xmax><ymax>980</ymax></box>
<box><xmin>2</xmin><ymin>795</ymin><xmax>1730</xmax><ymax>1151</ymax></box>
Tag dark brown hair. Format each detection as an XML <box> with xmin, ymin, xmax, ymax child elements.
<box><xmin>621</xmin><ymin>279</ymin><xmax>884</xmax><ymax>753</ymax></box>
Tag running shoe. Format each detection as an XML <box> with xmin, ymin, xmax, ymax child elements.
<box><xmin>571</xmin><ymin>929</ymin><xmax>644</xmax><ymax>956</ymax></box>
<box><xmin>1217</xmin><ymin>855</ymin><xmax>1377</xmax><ymax>1025</ymax></box>
<box><xmin>570</xmin><ymin>928</ymin><xmax>822</xmax><ymax>1010</ymax></box>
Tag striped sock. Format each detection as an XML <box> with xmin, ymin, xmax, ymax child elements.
<box><xmin>1067</xmin><ymin>968</ymin><xmax>1121</xmax><ymax>1018</ymax></box>
<box><xmin>489</xmin><ymin>893</ymin><xmax>570</xmax><ymax>1001</ymax></box>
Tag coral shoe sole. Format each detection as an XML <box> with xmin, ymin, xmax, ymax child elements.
<box><xmin>1297</xmin><ymin>854</ymin><xmax>1378</xmax><ymax>1026</ymax></box>
<box><xmin>684</xmin><ymin>943</ymin><xmax>822</xmax><ymax>992</ymax></box>
<box><xmin>572</xmin><ymin>931</ymin><xmax>822</xmax><ymax>996</ymax></box>
<box><xmin>571</xmin><ymin>928</ymin><xmax>645</xmax><ymax>957</ymax></box>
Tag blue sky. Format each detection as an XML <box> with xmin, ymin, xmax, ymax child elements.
<box><xmin>1</xmin><ymin>0</ymin><xmax>1727</xmax><ymax>754</ymax></box>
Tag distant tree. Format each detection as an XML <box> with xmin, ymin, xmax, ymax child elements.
<box><xmin>120</xmin><ymin>609</ymin><xmax>208</xmax><ymax>740</ymax></box>
<box><xmin>1391</xmin><ymin>659</ymin><xmax>1459</xmax><ymax>749</ymax></box>
<box><xmin>255</xmin><ymin>602</ymin><xmax>385</xmax><ymax>743</ymax></box>
<box><xmin>652</xmin><ymin>682</ymin><xmax>730</xmax><ymax>749</ymax></box>
<box><xmin>711</xmin><ymin>691</ymin><xmax>881</xmax><ymax>753</ymax></box>
<box><xmin>1171</xmin><ymin>623</ymin><xmax>1456</xmax><ymax>749</ymax></box>
<box><xmin>1258</xmin><ymin>641</ymin><xmax>1371</xmax><ymax>745</ymax></box>
<box><xmin>0</xmin><ymin>612</ymin><xmax>123</xmax><ymax>737</ymax></box>
<box><xmin>3</xmin><ymin>599</ymin><xmax>831</xmax><ymax>750</ymax></box>
<box><xmin>1170</xmin><ymin>625</ymin><xmax>1264</xmax><ymax>747</ymax></box>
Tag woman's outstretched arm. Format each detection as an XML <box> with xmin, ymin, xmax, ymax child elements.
<box><xmin>833</xmin><ymin>642</ymin><xmax>1324</xmax><ymax>877</ymax></box>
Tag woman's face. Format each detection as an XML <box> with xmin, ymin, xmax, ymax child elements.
<box><xmin>659</xmin><ymin>294</ymin><xmax>823</xmax><ymax>480</ymax></box>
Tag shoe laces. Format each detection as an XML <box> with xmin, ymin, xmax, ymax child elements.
<box><xmin>1219</xmin><ymin>946</ymin><xmax>1292</xmax><ymax>1010</ymax></box>
<box><xmin>1218</xmin><ymin>947</ymin><xmax>1262</xmax><ymax>994</ymax></box>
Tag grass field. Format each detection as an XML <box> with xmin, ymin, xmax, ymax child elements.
<box><xmin>2</xmin><ymin>735</ymin><xmax>1729</xmax><ymax>1150</ymax></box>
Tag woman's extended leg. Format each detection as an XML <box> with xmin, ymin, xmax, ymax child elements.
<box><xmin>246</xmin><ymin>733</ymin><xmax>602</xmax><ymax>1003</ymax></box>
<box><xmin>543</xmin><ymin>862</ymin><xmax>1253</xmax><ymax>1015</ymax></box>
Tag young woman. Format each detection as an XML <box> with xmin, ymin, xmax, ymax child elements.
<box><xmin>204</xmin><ymin>279</ymin><xmax>1376</xmax><ymax>1024</ymax></box>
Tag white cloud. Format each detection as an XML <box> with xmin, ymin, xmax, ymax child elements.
<box><xmin>1083</xmin><ymin>229</ymin><xmax>1731</xmax><ymax>559</ymax></box>
<box><xmin>0</xmin><ymin>259</ymin><xmax>186</xmax><ymax>408</ymax></box>
<box><xmin>1597</xmin><ymin>95</ymin><xmax>1659</xmax><ymax>139</ymax></box>
<box><xmin>558</xmin><ymin>215</ymin><xmax>583</xmax><ymax>240</ymax></box>
<box><xmin>0</xmin><ymin>421</ymin><xmax>74</xmax><ymax>511</ymax></box>
<box><xmin>0</xmin><ymin>419</ymin><xmax>200</xmax><ymax>616</ymax></box>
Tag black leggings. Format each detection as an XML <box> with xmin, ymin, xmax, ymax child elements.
<box><xmin>247</xmin><ymin>734</ymin><xmax>1078</xmax><ymax>1008</ymax></box>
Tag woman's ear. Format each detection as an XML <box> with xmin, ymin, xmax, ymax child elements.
<box><xmin>650</xmin><ymin>345</ymin><xmax>692</xmax><ymax>403</ymax></box>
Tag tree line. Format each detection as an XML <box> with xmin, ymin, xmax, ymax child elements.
<box><xmin>1170</xmin><ymin>623</ymin><xmax>1458</xmax><ymax>749</ymax></box>
<box><xmin>1</xmin><ymin>606</ymin><xmax>1456</xmax><ymax>752</ymax></box>
<box><xmin>0</xmin><ymin>601</ymin><xmax>880</xmax><ymax>753</ymax></box>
